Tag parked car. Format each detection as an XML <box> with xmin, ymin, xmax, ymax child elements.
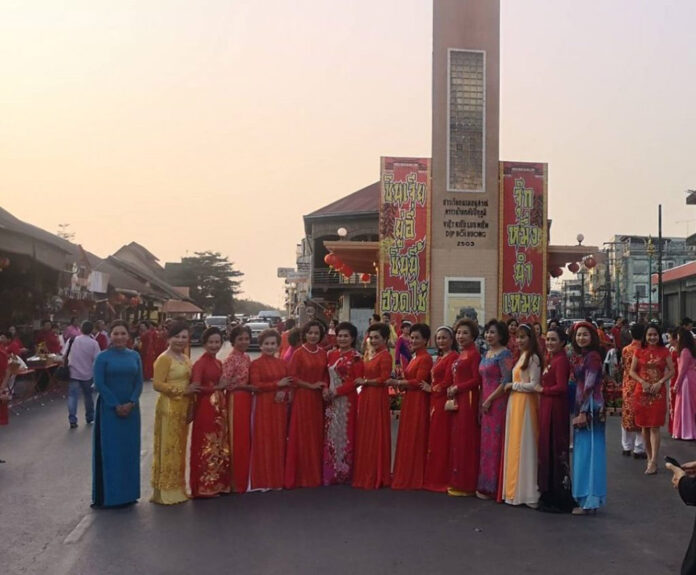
<box><xmin>204</xmin><ymin>315</ymin><xmax>229</xmax><ymax>337</ymax></box>
<box><xmin>245</xmin><ymin>320</ymin><xmax>271</xmax><ymax>350</ymax></box>
<box><xmin>189</xmin><ymin>321</ymin><xmax>206</xmax><ymax>346</ymax></box>
<box><xmin>258</xmin><ymin>310</ymin><xmax>282</xmax><ymax>327</ymax></box>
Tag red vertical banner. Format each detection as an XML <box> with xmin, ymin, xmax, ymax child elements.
<box><xmin>379</xmin><ymin>157</ymin><xmax>431</xmax><ymax>326</ymax></box>
<box><xmin>498</xmin><ymin>162</ymin><xmax>548</xmax><ymax>325</ymax></box>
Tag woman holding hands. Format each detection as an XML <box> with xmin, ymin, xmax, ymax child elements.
<box><xmin>151</xmin><ymin>321</ymin><xmax>198</xmax><ymax>505</ymax></box>
<box><xmin>189</xmin><ymin>327</ymin><xmax>230</xmax><ymax>498</ymax></box>
<box><xmin>353</xmin><ymin>323</ymin><xmax>393</xmax><ymax>489</ymax></box>
<box><xmin>285</xmin><ymin>320</ymin><xmax>328</xmax><ymax>489</ymax></box>
<box><xmin>390</xmin><ymin>323</ymin><xmax>433</xmax><ymax>490</ymax></box>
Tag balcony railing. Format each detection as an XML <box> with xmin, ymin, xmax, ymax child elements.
<box><xmin>312</xmin><ymin>268</ymin><xmax>376</xmax><ymax>288</ymax></box>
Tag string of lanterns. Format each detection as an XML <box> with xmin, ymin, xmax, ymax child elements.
<box><xmin>324</xmin><ymin>252</ymin><xmax>375</xmax><ymax>283</ymax></box>
<box><xmin>549</xmin><ymin>255</ymin><xmax>598</xmax><ymax>278</ymax></box>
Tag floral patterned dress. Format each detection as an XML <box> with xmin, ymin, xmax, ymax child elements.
<box><xmin>476</xmin><ymin>347</ymin><xmax>513</xmax><ymax>498</ymax></box>
<box><xmin>323</xmin><ymin>349</ymin><xmax>363</xmax><ymax>485</ymax></box>
<box><xmin>634</xmin><ymin>346</ymin><xmax>670</xmax><ymax>428</ymax></box>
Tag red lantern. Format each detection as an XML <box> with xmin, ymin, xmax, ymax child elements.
<box><xmin>333</xmin><ymin>258</ymin><xmax>344</xmax><ymax>272</ymax></box>
<box><xmin>584</xmin><ymin>256</ymin><xmax>597</xmax><ymax>269</ymax></box>
<box><xmin>549</xmin><ymin>267</ymin><xmax>563</xmax><ymax>278</ymax></box>
<box><xmin>360</xmin><ymin>273</ymin><xmax>371</xmax><ymax>283</ymax></box>
<box><xmin>567</xmin><ymin>262</ymin><xmax>580</xmax><ymax>274</ymax></box>
<box><xmin>324</xmin><ymin>253</ymin><xmax>337</xmax><ymax>267</ymax></box>
<box><xmin>341</xmin><ymin>265</ymin><xmax>354</xmax><ymax>278</ymax></box>
<box><xmin>130</xmin><ymin>296</ymin><xmax>139</xmax><ymax>308</ymax></box>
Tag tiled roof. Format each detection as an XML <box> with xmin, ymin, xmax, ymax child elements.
<box><xmin>304</xmin><ymin>182</ymin><xmax>379</xmax><ymax>219</ymax></box>
<box><xmin>652</xmin><ymin>260</ymin><xmax>696</xmax><ymax>284</ymax></box>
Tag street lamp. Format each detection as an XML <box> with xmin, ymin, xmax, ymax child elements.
<box><xmin>646</xmin><ymin>236</ymin><xmax>655</xmax><ymax>321</ymax></box>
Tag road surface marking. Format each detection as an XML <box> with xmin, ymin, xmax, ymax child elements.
<box><xmin>64</xmin><ymin>514</ymin><xmax>95</xmax><ymax>544</ymax></box>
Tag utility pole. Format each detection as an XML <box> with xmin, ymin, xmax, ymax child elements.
<box><xmin>658</xmin><ymin>204</ymin><xmax>663</xmax><ymax>324</ymax></box>
<box><xmin>604</xmin><ymin>248</ymin><xmax>611</xmax><ymax>317</ymax></box>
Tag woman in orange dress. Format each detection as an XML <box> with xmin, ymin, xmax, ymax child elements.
<box><xmin>423</xmin><ymin>326</ymin><xmax>458</xmax><ymax>492</ymax></box>
<box><xmin>390</xmin><ymin>323</ymin><xmax>433</xmax><ymax>490</ymax></box>
<box><xmin>629</xmin><ymin>324</ymin><xmax>674</xmax><ymax>475</ymax></box>
<box><xmin>249</xmin><ymin>329</ymin><xmax>292</xmax><ymax>490</ymax></box>
<box><xmin>447</xmin><ymin>319</ymin><xmax>482</xmax><ymax>497</ymax></box>
<box><xmin>189</xmin><ymin>327</ymin><xmax>230</xmax><ymax>498</ymax></box>
<box><xmin>222</xmin><ymin>325</ymin><xmax>254</xmax><ymax>493</ymax></box>
<box><xmin>352</xmin><ymin>322</ymin><xmax>393</xmax><ymax>489</ymax></box>
<box><xmin>284</xmin><ymin>320</ymin><xmax>328</xmax><ymax>489</ymax></box>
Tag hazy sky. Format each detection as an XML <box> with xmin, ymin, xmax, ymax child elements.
<box><xmin>3</xmin><ymin>0</ymin><xmax>696</xmax><ymax>306</ymax></box>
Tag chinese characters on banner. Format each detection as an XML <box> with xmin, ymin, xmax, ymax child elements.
<box><xmin>379</xmin><ymin>157</ymin><xmax>431</xmax><ymax>326</ymax></box>
<box><xmin>498</xmin><ymin>162</ymin><xmax>548</xmax><ymax>325</ymax></box>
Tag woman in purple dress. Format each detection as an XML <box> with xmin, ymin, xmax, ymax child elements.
<box><xmin>476</xmin><ymin>319</ymin><xmax>513</xmax><ymax>500</ymax></box>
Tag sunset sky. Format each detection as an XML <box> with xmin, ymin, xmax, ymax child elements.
<box><xmin>3</xmin><ymin>0</ymin><xmax>696</xmax><ymax>306</ymax></box>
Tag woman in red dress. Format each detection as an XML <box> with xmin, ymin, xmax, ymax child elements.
<box><xmin>423</xmin><ymin>326</ymin><xmax>458</xmax><ymax>492</ymax></box>
<box><xmin>629</xmin><ymin>324</ymin><xmax>674</xmax><ymax>475</ymax></box>
<box><xmin>249</xmin><ymin>329</ymin><xmax>292</xmax><ymax>490</ymax></box>
<box><xmin>536</xmin><ymin>326</ymin><xmax>572</xmax><ymax>512</ymax></box>
<box><xmin>221</xmin><ymin>324</ymin><xmax>254</xmax><ymax>493</ymax></box>
<box><xmin>323</xmin><ymin>322</ymin><xmax>363</xmax><ymax>485</ymax></box>
<box><xmin>189</xmin><ymin>327</ymin><xmax>230</xmax><ymax>497</ymax></box>
<box><xmin>507</xmin><ymin>318</ymin><xmax>520</xmax><ymax>362</ymax></box>
<box><xmin>136</xmin><ymin>321</ymin><xmax>156</xmax><ymax>381</ymax></box>
<box><xmin>352</xmin><ymin>323</ymin><xmax>393</xmax><ymax>489</ymax></box>
<box><xmin>284</xmin><ymin>320</ymin><xmax>328</xmax><ymax>489</ymax></box>
<box><xmin>390</xmin><ymin>323</ymin><xmax>433</xmax><ymax>490</ymax></box>
<box><xmin>447</xmin><ymin>319</ymin><xmax>482</xmax><ymax>497</ymax></box>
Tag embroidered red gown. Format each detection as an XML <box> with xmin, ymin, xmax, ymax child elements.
<box><xmin>352</xmin><ymin>348</ymin><xmax>393</xmax><ymax>489</ymax></box>
<box><xmin>249</xmin><ymin>355</ymin><xmax>289</xmax><ymax>490</ymax></box>
<box><xmin>323</xmin><ymin>349</ymin><xmax>362</xmax><ymax>485</ymax></box>
<box><xmin>222</xmin><ymin>349</ymin><xmax>252</xmax><ymax>493</ymax></box>
<box><xmin>448</xmin><ymin>342</ymin><xmax>482</xmax><ymax>493</ymax></box>
<box><xmin>634</xmin><ymin>346</ymin><xmax>671</xmax><ymax>428</ymax></box>
<box><xmin>423</xmin><ymin>351</ymin><xmax>458</xmax><ymax>492</ymax></box>
<box><xmin>189</xmin><ymin>352</ymin><xmax>231</xmax><ymax>497</ymax></box>
<box><xmin>284</xmin><ymin>344</ymin><xmax>328</xmax><ymax>489</ymax></box>
<box><xmin>392</xmin><ymin>348</ymin><xmax>433</xmax><ymax>490</ymax></box>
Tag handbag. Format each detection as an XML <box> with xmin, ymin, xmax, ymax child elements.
<box><xmin>54</xmin><ymin>337</ymin><xmax>76</xmax><ymax>382</ymax></box>
<box><xmin>444</xmin><ymin>398</ymin><xmax>459</xmax><ymax>412</ymax></box>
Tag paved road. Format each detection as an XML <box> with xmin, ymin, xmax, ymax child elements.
<box><xmin>1</xmin><ymin>348</ymin><xmax>695</xmax><ymax>574</ymax></box>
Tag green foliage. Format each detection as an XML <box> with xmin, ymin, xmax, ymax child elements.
<box><xmin>178</xmin><ymin>251</ymin><xmax>243</xmax><ymax>315</ymax></box>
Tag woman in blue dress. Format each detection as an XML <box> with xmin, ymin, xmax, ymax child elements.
<box><xmin>92</xmin><ymin>320</ymin><xmax>143</xmax><ymax>508</ymax></box>
<box><xmin>570</xmin><ymin>321</ymin><xmax>607</xmax><ymax>515</ymax></box>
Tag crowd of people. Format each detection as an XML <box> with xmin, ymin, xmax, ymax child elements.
<box><xmin>2</xmin><ymin>313</ymin><xmax>695</xmax><ymax>516</ymax></box>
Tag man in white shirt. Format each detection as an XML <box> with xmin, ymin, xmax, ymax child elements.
<box><xmin>64</xmin><ymin>321</ymin><xmax>101</xmax><ymax>429</ymax></box>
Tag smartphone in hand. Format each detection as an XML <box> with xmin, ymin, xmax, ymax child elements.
<box><xmin>665</xmin><ymin>456</ymin><xmax>682</xmax><ymax>468</ymax></box>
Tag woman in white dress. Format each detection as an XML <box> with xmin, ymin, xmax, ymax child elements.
<box><xmin>502</xmin><ymin>323</ymin><xmax>543</xmax><ymax>507</ymax></box>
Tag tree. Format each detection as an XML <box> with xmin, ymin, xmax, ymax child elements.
<box><xmin>177</xmin><ymin>251</ymin><xmax>243</xmax><ymax>315</ymax></box>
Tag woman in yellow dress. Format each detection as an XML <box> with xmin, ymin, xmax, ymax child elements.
<box><xmin>502</xmin><ymin>323</ymin><xmax>543</xmax><ymax>508</ymax></box>
<box><xmin>151</xmin><ymin>321</ymin><xmax>199</xmax><ymax>505</ymax></box>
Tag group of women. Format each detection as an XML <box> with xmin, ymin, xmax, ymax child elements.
<box><xmin>90</xmin><ymin>315</ymin><xmax>609</xmax><ymax>516</ymax></box>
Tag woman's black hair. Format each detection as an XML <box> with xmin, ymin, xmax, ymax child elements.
<box><xmin>167</xmin><ymin>320</ymin><xmax>189</xmax><ymax>339</ymax></box>
<box><xmin>202</xmin><ymin>326</ymin><xmax>222</xmax><ymax>344</ymax></box>
<box><xmin>677</xmin><ymin>327</ymin><xmax>696</xmax><ymax>359</ymax></box>
<box><xmin>484</xmin><ymin>319</ymin><xmax>509</xmax><ymax>346</ymax></box>
<box><xmin>335</xmin><ymin>322</ymin><xmax>358</xmax><ymax>347</ymax></box>
<box><xmin>546</xmin><ymin>326</ymin><xmax>568</xmax><ymax>347</ymax></box>
<box><xmin>409</xmin><ymin>323</ymin><xmax>431</xmax><ymax>342</ymax></box>
<box><xmin>229</xmin><ymin>324</ymin><xmax>252</xmax><ymax>344</ymax></box>
<box><xmin>641</xmin><ymin>324</ymin><xmax>665</xmax><ymax>348</ymax></box>
<box><xmin>367</xmin><ymin>322</ymin><xmax>390</xmax><ymax>340</ymax></box>
<box><xmin>301</xmin><ymin>320</ymin><xmax>326</xmax><ymax>342</ymax></box>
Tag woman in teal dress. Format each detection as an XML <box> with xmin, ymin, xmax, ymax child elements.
<box><xmin>92</xmin><ymin>320</ymin><xmax>144</xmax><ymax>508</ymax></box>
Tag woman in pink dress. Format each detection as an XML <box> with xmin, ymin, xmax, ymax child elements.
<box><xmin>673</xmin><ymin>327</ymin><xmax>696</xmax><ymax>440</ymax></box>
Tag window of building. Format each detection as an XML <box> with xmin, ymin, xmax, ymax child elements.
<box><xmin>634</xmin><ymin>284</ymin><xmax>647</xmax><ymax>298</ymax></box>
<box><xmin>448</xmin><ymin>49</ymin><xmax>485</xmax><ymax>193</ymax></box>
<box><xmin>444</xmin><ymin>277</ymin><xmax>485</xmax><ymax>326</ymax></box>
